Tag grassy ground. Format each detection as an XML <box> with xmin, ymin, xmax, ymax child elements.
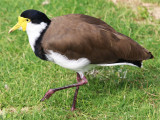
<box><xmin>142</xmin><ymin>0</ymin><xmax>160</xmax><ymax>4</ymax></box>
<box><xmin>0</xmin><ymin>0</ymin><xmax>160</xmax><ymax>119</ymax></box>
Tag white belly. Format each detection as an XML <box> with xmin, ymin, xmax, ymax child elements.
<box><xmin>45</xmin><ymin>50</ymin><xmax>137</xmax><ymax>73</ymax></box>
<box><xmin>45</xmin><ymin>50</ymin><xmax>92</xmax><ymax>72</ymax></box>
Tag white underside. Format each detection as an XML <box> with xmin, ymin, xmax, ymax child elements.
<box><xmin>46</xmin><ymin>50</ymin><xmax>92</xmax><ymax>73</ymax></box>
<box><xmin>45</xmin><ymin>50</ymin><xmax>136</xmax><ymax>74</ymax></box>
<box><xmin>98</xmin><ymin>63</ymin><xmax>137</xmax><ymax>67</ymax></box>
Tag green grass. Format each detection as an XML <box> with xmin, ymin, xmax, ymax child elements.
<box><xmin>142</xmin><ymin>0</ymin><xmax>160</xmax><ymax>4</ymax></box>
<box><xmin>0</xmin><ymin>0</ymin><xmax>160</xmax><ymax>119</ymax></box>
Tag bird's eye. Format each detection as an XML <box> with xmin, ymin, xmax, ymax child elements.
<box><xmin>26</xmin><ymin>19</ymin><xmax>29</xmax><ymax>22</ymax></box>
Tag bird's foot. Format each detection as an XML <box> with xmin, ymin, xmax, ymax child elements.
<box><xmin>40</xmin><ymin>89</ymin><xmax>56</xmax><ymax>101</ymax></box>
<box><xmin>71</xmin><ymin>106</ymin><xmax>76</xmax><ymax>111</ymax></box>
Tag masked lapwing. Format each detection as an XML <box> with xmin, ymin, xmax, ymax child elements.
<box><xmin>9</xmin><ymin>9</ymin><xmax>153</xmax><ymax>111</ymax></box>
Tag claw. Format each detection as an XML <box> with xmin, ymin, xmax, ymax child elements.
<box><xmin>71</xmin><ymin>107</ymin><xmax>76</xmax><ymax>111</ymax></box>
<box><xmin>40</xmin><ymin>89</ymin><xmax>55</xmax><ymax>102</ymax></box>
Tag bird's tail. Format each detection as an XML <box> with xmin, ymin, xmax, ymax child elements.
<box><xmin>148</xmin><ymin>52</ymin><xmax>154</xmax><ymax>59</ymax></box>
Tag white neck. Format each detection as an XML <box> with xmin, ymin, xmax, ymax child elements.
<box><xmin>26</xmin><ymin>22</ymin><xmax>47</xmax><ymax>51</ymax></box>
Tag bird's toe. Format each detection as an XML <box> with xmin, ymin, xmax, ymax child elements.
<box><xmin>40</xmin><ymin>89</ymin><xmax>55</xmax><ymax>101</ymax></box>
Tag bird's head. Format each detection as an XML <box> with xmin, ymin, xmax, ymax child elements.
<box><xmin>9</xmin><ymin>9</ymin><xmax>51</xmax><ymax>33</ymax></box>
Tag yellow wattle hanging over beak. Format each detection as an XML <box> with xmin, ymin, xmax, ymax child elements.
<box><xmin>9</xmin><ymin>16</ymin><xmax>30</xmax><ymax>33</ymax></box>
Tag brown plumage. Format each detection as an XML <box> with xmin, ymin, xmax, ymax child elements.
<box><xmin>9</xmin><ymin>10</ymin><xmax>153</xmax><ymax>111</ymax></box>
<box><xmin>42</xmin><ymin>14</ymin><xmax>153</xmax><ymax>65</ymax></box>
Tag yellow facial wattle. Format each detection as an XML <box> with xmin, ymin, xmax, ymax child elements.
<box><xmin>9</xmin><ymin>16</ymin><xmax>31</xmax><ymax>33</ymax></box>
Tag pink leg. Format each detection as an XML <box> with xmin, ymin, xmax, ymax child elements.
<box><xmin>41</xmin><ymin>73</ymin><xmax>88</xmax><ymax>111</ymax></box>
<box><xmin>71</xmin><ymin>73</ymin><xmax>81</xmax><ymax>111</ymax></box>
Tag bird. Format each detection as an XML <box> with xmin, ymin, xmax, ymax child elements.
<box><xmin>9</xmin><ymin>9</ymin><xmax>153</xmax><ymax>111</ymax></box>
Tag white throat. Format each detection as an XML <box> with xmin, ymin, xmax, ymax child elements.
<box><xmin>26</xmin><ymin>22</ymin><xmax>47</xmax><ymax>51</ymax></box>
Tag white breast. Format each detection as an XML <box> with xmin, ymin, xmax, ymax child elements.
<box><xmin>26</xmin><ymin>22</ymin><xmax>47</xmax><ymax>51</ymax></box>
<box><xmin>45</xmin><ymin>50</ymin><xmax>92</xmax><ymax>72</ymax></box>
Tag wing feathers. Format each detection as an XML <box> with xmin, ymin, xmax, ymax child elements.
<box><xmin>42</xmin><ymin>14</ymin><xmax>153</xmax><ymax>64</ymax></box>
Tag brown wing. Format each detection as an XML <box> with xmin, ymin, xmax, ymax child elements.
<box><xmin>42</xmin><ymin>14</ymin><xmax>153</xmax><ymax>64</ymax></box>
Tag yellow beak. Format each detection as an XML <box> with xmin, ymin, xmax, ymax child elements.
<box><xmin>9</xmin><ymin>16</ymin><xmax>29</xmax><ymax>33</ymax></box>
<box><xmin>8</xmin><ymin>22</ymin><xmax>21</xmax><ymax>33</ymax></box>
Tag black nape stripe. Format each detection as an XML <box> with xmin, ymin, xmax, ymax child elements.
<box><xmin>34</xmin><ymin>22</ymin><xmax>50</xmax><ymax>60</ymax></box>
